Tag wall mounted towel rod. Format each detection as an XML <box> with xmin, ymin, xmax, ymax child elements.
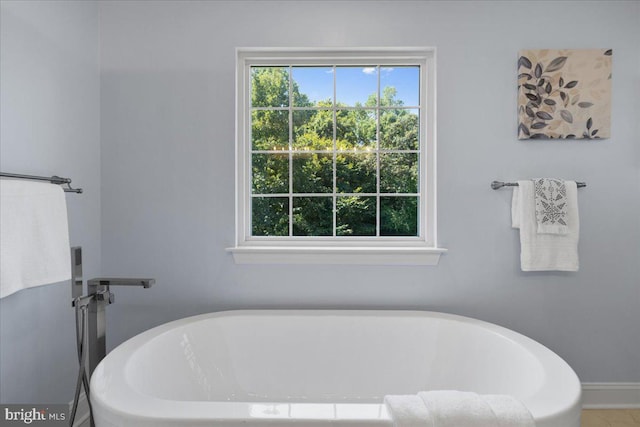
<box><xmin>0</xmin><ymin>172</ymin><xmax>83</xmax><ymax>193</ymax></box>
<box><xmin>491</xmin><ymin>180</ymin><xmax>586</xmax><ymax>190</ymax></box>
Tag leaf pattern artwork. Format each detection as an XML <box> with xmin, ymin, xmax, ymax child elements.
<box><xmin>518</xmin><ymin>49</ymin><xmax>612</xmax><ymax>140</ymax></box>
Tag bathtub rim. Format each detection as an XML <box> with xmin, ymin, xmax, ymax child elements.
<box><xmin>90</xmin><ymin>309</ymin><xmax>582</xmax><ymax>426</ymax></box>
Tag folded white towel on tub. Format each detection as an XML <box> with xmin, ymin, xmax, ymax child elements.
<box><xmin>419</xmin><ymin>391</ymin><xmax>535</xmax><ymax>427</ymax></box>
<box><xmin>0</xmin><ymin>179</ymin><xmax>71</xmax><ymax>298</ymax></box>
<box><xmin>418</xmin><ymin>391</ymin><xmax>496</xmax><ymax>427</ymax></box>
<box><xmin>483</xmin><ymin>394</ymin><xmax>535</xmax><ymax>427</ymax></box>
<box><xmin>385</xmin><ymin>391</ymin><xmax>535</xmax><ymax>427</ymax></box>
<box><xmin>384</xmin><ymin>395</ymin><xmax>434</xmax><ymax>427</ymax></box>
<box><xmin>512</xmin><ymin>180</ymin><xmax>579</xmax><ymax>271</ymax></box>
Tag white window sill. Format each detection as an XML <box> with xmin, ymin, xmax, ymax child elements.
<box><xmin>226</xmin><ymin>246</ymin><xmax>447</xmax><ymax>265</ymax></box>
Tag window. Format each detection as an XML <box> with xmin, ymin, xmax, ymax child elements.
<box><xmin>230</xmin><ymin>48</ymin><xmax>445</xmax><ymax>265</ymax></box>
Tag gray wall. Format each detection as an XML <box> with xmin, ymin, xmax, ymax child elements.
<box><xmin>1</xmin><ymin>1</ymin><xmax>638</xmax><ymax>406</ymax></box>
<box><xmin>100</xmin><ymin>0</ymin><xmax>640</xmax><ymax>384</ymax></box>
<box><xmin>0</xmin><ymin>1</ymin><xmax>101</xmax><ymax>403</ymax></box>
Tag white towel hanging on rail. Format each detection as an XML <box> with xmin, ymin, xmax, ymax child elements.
<box><xmin>512</xmin><ymin>180</ymin><xmax>579</xmax><ymax>272</ymax></box>
<box><xmin>0</xmin><ymin>179</ymin><xmax>71</xmax><ymax>298</ymax></box>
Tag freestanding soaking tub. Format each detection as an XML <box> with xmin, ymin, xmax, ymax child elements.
<box><xmin>91</xmin><ymin>310</ymin><xmax>581</xmax><ymax>427</ymax></box>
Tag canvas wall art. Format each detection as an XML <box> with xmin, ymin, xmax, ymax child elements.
<box><xmin>518</xmin><ymin>48</ymin><xmax>612</xmax><ymax>140</ymax></box>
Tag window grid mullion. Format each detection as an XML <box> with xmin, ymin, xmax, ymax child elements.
<box><xmin>254</xmin><ymin>193</ymin><xmax>419</xmax><ymax>197</ymax></box>
<box><xmin>251</xmin><ymin>149</ymin><xmax>420</xmax><ymax>155</ymax></box>
<box><xmin>252</xmin><ymin>149</ymin><xmax>419</xmax><ymax>154</ymax></box>
<box><xmin>288</xmin><ymin>65</ymin><xmax>293</xmax><ymax>237</ymax></box>
<box><xmin>252</xmin><ymin>106</ymin><xmax>421</xmax><ymax>111</ymax></box>
<box><xmin>332</xmin><ymin>65</ymin><xmax>337</xmax><ymax>237</ymax></box>
<box><xmin>376</xmin><ymin>65</ymin><xmax>381</xmax><ymax>237</ymax></box>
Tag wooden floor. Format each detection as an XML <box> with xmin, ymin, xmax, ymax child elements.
<box><xmin>582</xmin><ymin>410</ymin><xmax>640</xmax><ymax>427</ymax></box>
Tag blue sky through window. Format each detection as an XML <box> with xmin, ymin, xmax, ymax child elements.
<box><xmin>292</xmin><ymin>66</ymin><xmax>420</xmax><ymax>107</ymax></box>
<box><xmin>381</xmin><ymin>66</ymin><xmax>420</xmax><ymax>107</ymax></box>
<box><xmin>292</xmin><ymin>67</ymin><xmax>333</xmax><ymax>106</ymax></box>
<box><xmin>336</xmin><ymin>67</ymin><xmax>378</xmax><ymax>106</ymax></box>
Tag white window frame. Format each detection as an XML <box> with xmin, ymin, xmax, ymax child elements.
<box><xmin>228</xmin><ymin>47</ymin><xmax>446</xmax><ymax>265</ymax></box>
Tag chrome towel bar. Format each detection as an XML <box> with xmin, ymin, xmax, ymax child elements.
<box><xmin>0</xmin><ymin>172</ymin><xmax>83</xmax><ymax>193</ymax></box>
<box><xmin>491</xmin><ymin>180</ymin><xmax>586</xmax><ymax>190</ymax></box>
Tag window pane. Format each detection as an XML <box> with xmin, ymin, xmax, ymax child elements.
<box><xmin>293</xmin><ymin>197</ymin><xmax>333</xmax><ymax>236</ymax></box>
<box><xmin>379</xmin><ymin>109</ymin><xmax>419</xmax><ymax>150</ymax></box>
<box><xmin>252</xmin><ymin>197</ymin><xmax>289</xmax><ymax>236</ymax></box>
<box><xmin>381</xmin><ymin>197</ymin><xmax>418</xmax><ymax>236</ymax></box>
<box><xmin>380</xmin><ymin>153</ymin><xmax>418</xmax><ymax>193</ymax></box>
<box><xmin>252</xmin><ymin>154</ymin><xmax>288</xmax><ymax>194</ymax></box>
<box><xmin>292</xmin><ymin>153</ymin><xmax>333</xmax><ymax>193</ymax></box>
<box><xmin>293</xmin><ymin>110</ymin><xmax>333</xmax><ymax>150</ymax></box>
<box><xmin>336</xmin><ymin>196</ymin><xmax>376</xmax><ymax>236</ymax></box>
<box><xmin>336</xmin><ymin>109</ymin><xmax>376</xmax><ymax>150</ymax></box>
<box><xmin>244</xmin><ymin>54</ymin><xmax>427</xmax><ymax>241</ymax></box>
<box><xmin>336</xmin><ymin>67</ymin><xmax>377</xmax><ymax>107</ymax></box>
<box><xmin>251</xmin><ymin>67</ymin><xmax>289</xmax><ymax>108</ymax></box>
<box><xmin>336</xmin><ymin>153</ymin><xmax>376</xmax><ymax>193</ymax></box>
<box><xmin>292</xmin><ymin>67</ymin><xmax>333</xmax><ymax>107</ymax></box>
<box><xmin>380</xmin><ymin>66</ymin><xmax>420</xmax><ymax>107</ymax></box>
<box><xmin>252</xmin><ymin>110</ymin><xmax>289</xmax><ymax>151</ymax></box>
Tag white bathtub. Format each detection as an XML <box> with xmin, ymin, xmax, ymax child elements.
<box><xmin>91</xmin><ymin>310</ymin><xmax>581</xmax><ymax>427</ymax></box>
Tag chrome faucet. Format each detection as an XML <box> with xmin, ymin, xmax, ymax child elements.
<box><xmin>70</xmin><ymin>248</ymin><xmax>155</xmax><ymax>427</ymax></box>
<box><xmin>88</xmin><ymin>278</ymin><xmax>154</xmax><ymax>289</ymax></box>
<box><xmin>84</xmin><ymin>277</ymin><xmax>155</xmax><ymax>379</ymax></box>
<box><xmin>84</xmin><ymin>278</ymin><xmax>155</xmax><ymax>376</ymax></box>
<box><xmin>71</xmin><ymin>248</ymin><xmax>155</xmax><ymax>375</ymax></box>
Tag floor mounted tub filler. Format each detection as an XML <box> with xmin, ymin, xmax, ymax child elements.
<box><xmin>91</xmin><ymin>310</ymin><xmax>581</xmax><ymax>427</ymax></box>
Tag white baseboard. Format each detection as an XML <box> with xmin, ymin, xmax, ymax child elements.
<box><xmin>68</xmin><ymin>390</ymin><xmax>91</xmax><ymax>427</ymax></box>
<box><xmin>582</xmin><ymin>383</ymin><xmax>640</xmax><ymax>408</ymax></box>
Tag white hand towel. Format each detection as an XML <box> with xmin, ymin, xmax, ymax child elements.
<box><xmin>418</xmin><ymin>391</ymin><xmax>496</xmax><ymax>427</ymax></box>
<box><xmin>512</xmin><ymin>180</ymin><xmax>579</xmax><ymax>272</ymax></box>
<box><xmin>483</xmin><ymin>395</ymin><xmax>535</xmax><ymax>427</ymax></box>
<box><xmin>0</xmin><ymin>180</ymin><xmax>71</xmax><ymax>298</ymax></box>
<box><xmin>384</xmin><ymin>395</ymin><xmax>434</xmax><ymax>427</ymax></box>
<box><xmin>533</xmin><ymin>178</ymin><xmax>569</xmax><ymax>235</ymax></box>
<box><xmin>512</xmin><ymin>185</ymin><xmax>521</xmax><ymax>229</ymax></box>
